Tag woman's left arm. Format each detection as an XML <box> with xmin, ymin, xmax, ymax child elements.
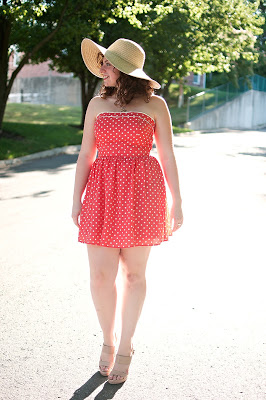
<box><xmin>153</xmin><ymin>96</ymin><xmax>183</xmax><ymax>231</ymax></box>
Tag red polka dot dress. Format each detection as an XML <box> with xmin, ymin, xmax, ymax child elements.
<box><xmin>78</xmin><ymin>111</ymin><xmax>172</xmax><ymax>247</ymax></box>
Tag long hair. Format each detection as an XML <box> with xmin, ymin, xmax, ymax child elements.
<box><xmin>97</xmin><ymin>52</ymin><xmax>154</xmax><ymax>108</ymax></box>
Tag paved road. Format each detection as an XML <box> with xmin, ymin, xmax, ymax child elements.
<box><xmin>1</xmin><ymin>130</ymin><xmax>266</xmax><ymax>400</ymax></box>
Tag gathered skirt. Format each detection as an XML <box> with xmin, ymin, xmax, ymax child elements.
<box><xmin>78</xmin><ymin>155</ymin><xmax>172</xmax><ymax>248</ymax></box>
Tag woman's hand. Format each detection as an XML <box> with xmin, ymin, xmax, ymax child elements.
<box><xmin>72</xmin><ymin>201</ymin><xmax>82</xmax><ymax>228</ymax></box>
<box><xmin>170</xmin><ymin>202</ymin><xmax>183</xmax><ymax>232</ymax></box>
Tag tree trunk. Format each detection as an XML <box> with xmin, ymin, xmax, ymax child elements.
<box><xmin>0</xmin><ymin>0</ymin><xmax>69</xmax><ymax>134</ymax></box>
<box><xmin>0</xmin><ymin>16</ymin><xmax>11</xmax><ymax>134</ymax></box>
<box><xmin>161</xmin><ymin>80</ymin><xmax>171</xmax><ymax>100</ymax></box>
<box><xmin>80</xmin><ymin>72</ymin><xmax>99</xmax><ymax>128</ymax></box>
<box><xmin>178</xmin><ymin>78</ymin><xmax>184</xmax><ymax>108</ymax></box>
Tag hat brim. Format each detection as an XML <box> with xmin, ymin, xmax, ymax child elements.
<box><xmin>81</xmin><ymin>38</ymin><xmax>161</xmax><ymax>89</ymax></box>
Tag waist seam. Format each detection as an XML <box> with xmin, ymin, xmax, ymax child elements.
<box><xmin>97</xmin><ymin>155</ymin><xmax>151</xmax><ymax>159</ymax></box>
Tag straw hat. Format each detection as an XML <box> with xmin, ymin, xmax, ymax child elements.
<box><xmin>81</xmin><ymin>38</ymin><xmax>161</xmax><ymax>89</ymax></box>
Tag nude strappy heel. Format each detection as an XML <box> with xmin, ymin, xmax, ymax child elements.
<box><xmin>99</xmin><ymin>343</ymin><xmax>116</xmax><ymax>376</ymax></box>
<box><xmin>108</xmin><ymin>349</ymin><xmax>135</xmax><ymax>384</ymax></box>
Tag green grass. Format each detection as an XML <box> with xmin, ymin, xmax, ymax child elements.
<box><xmin>168</xmin><ymin>83</ymin><xmax>203</xmax><ymax>130</ymax></box>
<box><xmin>1</xmin><ymin>103</ymin><xmax>83</xmax><ymax>160</ymax></box>
<box><xmin>1</xmin><ymin>87</ymin><xmax>200</xmax><ymax>160</ymax></box>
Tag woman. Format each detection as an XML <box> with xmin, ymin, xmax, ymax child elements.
<box><xmin>72</xmin><ymin>38</ymin><xmax>183</xmax><ymax>384</ymax></box>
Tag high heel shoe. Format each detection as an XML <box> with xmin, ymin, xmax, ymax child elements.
<box><xmin>108</xmin><ymin>348</ymin><xmax>135</xmax><ymax>384</ymax></box>
<box><xmin>99</xmin><ymin>343</ymin><xmax>116</xmax><ymax>376</ymax></box>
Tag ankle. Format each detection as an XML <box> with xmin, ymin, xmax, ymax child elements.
<box><xmin>117</xmin><ymin>341</ymin><xmax>133</xmax><ymax>356</ymax></box>
<box><xmin>103</xmin><ymin>333</ymin><xmax>116</xmax><ymax>347</ymax></box>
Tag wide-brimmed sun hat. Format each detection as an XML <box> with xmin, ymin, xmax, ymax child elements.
<box><xmin>81</xmin><ymin>38</ymin><xmax>161</xmax><ymax>89</ymax></box>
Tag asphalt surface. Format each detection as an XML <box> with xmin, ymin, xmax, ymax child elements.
<box><xmin>0</xmin><ymin>129</ymin><xmax>266</xmax><ymax>400</ymax></box>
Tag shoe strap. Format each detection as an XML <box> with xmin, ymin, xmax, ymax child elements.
<box><xmin>116</xmin><ymin>352</ymin><xmax>134</xmax><ymax>365</ymax></box>
<box><xmin>99</xmin><ymin>359</ymin><xmax>113</xmax><ymax>367</ymax></box>
<box><xmin>102</xmin><ymin>343</ymin><xmax>115</xmax><ymax>354</ymax></box>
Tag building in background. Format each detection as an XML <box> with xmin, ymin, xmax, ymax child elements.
<box><xmin>185</xmin><ymin>72</ymin><xmax>206</xmax><ymax>88</ymax></box>
<box><xmin>8</xmin><ymin>51</ymin><xmax>81</xmax><ymax>107</ymax></box>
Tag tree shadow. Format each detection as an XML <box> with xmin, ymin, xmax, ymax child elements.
<box><xmin>173</xmin><ymin>143</ymin><xmax>189</xmax><ymax>148</ymax></box>
<box><xmin>239</xmin><ymin>147</ymin><xmax>266</xmax><ymax>157</ymax></box>
<box><xmin>0</xmin><ymin>190</ymin><xmax>54</xmax><ymax>201</ymax></box>
<box><xmin>69</xmin><ymin>372</ymin><xmax>124</xmax><ymax>400</ymax></box>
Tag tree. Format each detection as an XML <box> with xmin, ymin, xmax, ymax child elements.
<box><xmin>149</xmin><ymin>0</ymin><xmax>264</xmax><ymax>106</ymax></box>
<box><xmin>0</xmin><ymin>0</ymin><xmax>76</xmax><ymax>134</ymax></box>
<box><xmin>30</xmin><ymin>1</ymin><xmax>114</xmax><ymax>127</ymax></box>
<box><xmin>251</xmin><ymin>0</ymin><xmax>266</xmax><ymax>76</ymax></box>
<box><xmin>30</xmin><ymin>1</ymin><xmax>173</xmax><ymax>126</ymax></box>
<box><xmin>1</xmin><ymin>0</ymin><xmax>264</xmax><ymax>132</ymax></box>
<box><xmin>208</xmin><ymin>0</ymin><xmax>265</xmax><ymax>89</ymax></box>
<box><xmin>100</xmin><ymin>0</ymin><xmax>264</xmax><ymax>107</ymax></box>
<box><xmin>1</xmin><ymin>0</ymin><xmax>170</xmax><ymax>128</ymax></box>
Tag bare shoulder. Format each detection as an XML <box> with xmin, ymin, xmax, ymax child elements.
<box><xmin>86</xmin><ymin>96</ymin><xmax>104</xmax><ymax>116</ymax></box>
<box><xmin>149</xmin><ymin>95</ymin><xmax>170</xmax><ymax>120</ymax></box>
<box><xmin>83</xmin><ymin>96</ymin><xmax>105</xmax><ymax>129</ymax></box>
<box><xmin>89</xmin><ymin>95</ymin><xmax>103</xmax><ymax>106</ymax></box>
<box><xmin>150</xmin><ymin>95</ymin><xmax>169</xmax><ymax>112</ymax></box>
<box><xmin>150</xmin><ymin>94</ymin><xmax>168</xmax><ymax>106</ymax></box>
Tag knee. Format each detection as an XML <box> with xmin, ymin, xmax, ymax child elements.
<box><xmin>124</xmin><ymin>272</ymin><xmax>146</xmax><ymax>288</ymax></box>
<box><xmin>90</xmin><ymin>270</ymin><xmax>114</xmax><ymax>289</ymax></box>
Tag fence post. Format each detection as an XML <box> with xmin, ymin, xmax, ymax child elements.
<box><xmin>226</xmin><ymin>83</ymin><xmax>229</xmax><ymax>102</ymax></box>
<box><xmin>202</xmin><ymin>93</ymin><xmax>205</xmax><ymax>114</ymax></box>
<box><xmin>20</xmin><ymin>89</ymin><xmax>24</xmax><ymax>103</ymax></box>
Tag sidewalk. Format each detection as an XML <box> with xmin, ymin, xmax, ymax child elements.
<box><xmin>0</xmin><ymin>129</ymin><xmax>266</xmax><ymax>400</ymax></box>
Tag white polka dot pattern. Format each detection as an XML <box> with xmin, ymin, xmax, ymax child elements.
<box><xmin>78</xmin><ymin>112</ymin><xmax>172</xmax><ymax>247</ymax></box>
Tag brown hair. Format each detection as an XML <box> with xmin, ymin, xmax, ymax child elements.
<box><xmin>97</xmin><ymin>52</ymin><xmax>154</xmax><ymax>108</ymax></box>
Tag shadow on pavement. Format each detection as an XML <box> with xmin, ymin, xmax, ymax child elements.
<box><xmin>239</xmin><ymin>147</ymin><xmax>266</xmax><ymax>157</ymax></box>
<box><xmin>0</xmin><ymin>139</ymin><xmax>195</xmax><ymax>179</ymax></box>
<box><xmin>173</xmin><ymin>144</ymin><xmax>188</xmax><ymax>148</ymax></box>
<box><xmin>69</xmin><ymin>372</ymin><xmax>123</xmax><ymax>399</ymax></box>
<box><xmin>0</xmin><ymin>153</ymin><xmax>78</xmax><ymax>178</ymax></box>
<box><xmin>0</xmin><ymin>190</ymin><xmax>54</xmax><ymax>201</ymax></box>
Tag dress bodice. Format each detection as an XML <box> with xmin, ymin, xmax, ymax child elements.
<box><xmin>94</xmin><ymin>112</ymin><xmax>155</xmax><ymax>157</ymax></box>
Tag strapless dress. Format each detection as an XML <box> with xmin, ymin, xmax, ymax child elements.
<box><xmin>78</xmin><ymin>111</ymin><xmax>172</xmax><ymax>247</ymax></box>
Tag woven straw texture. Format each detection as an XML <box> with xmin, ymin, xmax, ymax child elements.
<box><xmin>81</xmin><ymin>38</ymin><xmax>160</xmax><ymax>89</ymax></box>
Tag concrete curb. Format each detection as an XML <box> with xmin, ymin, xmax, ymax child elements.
<box><xmin>0</xmin><ymin>144</ymin><xmax>81</xmax><ymax>168</ymax></box>
<box><xmin>0</xmin><ymin>134</ymin><xmax>186</xmax><ymax>169</ymax></box>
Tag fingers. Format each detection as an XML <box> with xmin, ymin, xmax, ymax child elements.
<box><xmin>172</xmin><ymin>218</ymin><xmax>183</xmax><ymax>232</ymax></box>
<box><xmin>72</xmin><ymin>202</ymin><xmax>82</xmax><ymax>228</ymax></box>
<box><xmin>170</xmin><ymin>203</ymin><xmax>183</xmax><ymax>232</ymax></box>
<box><xmin>171</xmin><ymin>212</ymin><xmax>183</xmax><ymax>232</ymax></box>
<box><xmin>72</xmin><ymin>213</ymin><xmax>80</xmax><ymax>228</ymax></box>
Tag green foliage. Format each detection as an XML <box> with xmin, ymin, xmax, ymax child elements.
<box><xmin>201</xmin><ymin>0</ymin><xmax>266</xmax><ymax>84</ymax></box>
<box><xmin>251</xmin><ymin>0</ymin><xmax>266</xmax><ymax>77</ymax></box>
<box><xmin>99</xmin><ymin>0</ymin><xmax>264</xmax><ymax>87</ymax></box>
<box><xmin>168</xmin><ymin>83</ymin><xmax>202</xmax><ymax>106</ymax></box>
<box><xmin>4</xmin><ymin>0</ymin><xmax>68</xmax><ymax>53</ymax></box>
<box><xmin>206</xmin><ymin>72</ymin><xmax>230</xmax><ymax>88</ymax></box>
<box><xmin>1</xmin><ymin>103</ymin><xmax>82</xmax><ymax>159</ymax></box>
<box><xmin>1</xmin><ymin>0</ymin><xmax>265</xmax><ymax>133</ymax></box>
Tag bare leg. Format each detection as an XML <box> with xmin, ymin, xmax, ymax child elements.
<box><xmin>109</xmin><ymin>246</ymin><xmax>151</xmax><ymax>382</ymax></box>
<box><xmin>87</xmin><ymin>245</ymin><xmax>120</xmax><ymax>373</ymax></box>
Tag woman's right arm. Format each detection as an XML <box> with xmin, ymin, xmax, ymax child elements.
<box><xmin>71</xmin><ymin>99</ymin><xmax>98</xmax><ymax>227</ymax></box>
